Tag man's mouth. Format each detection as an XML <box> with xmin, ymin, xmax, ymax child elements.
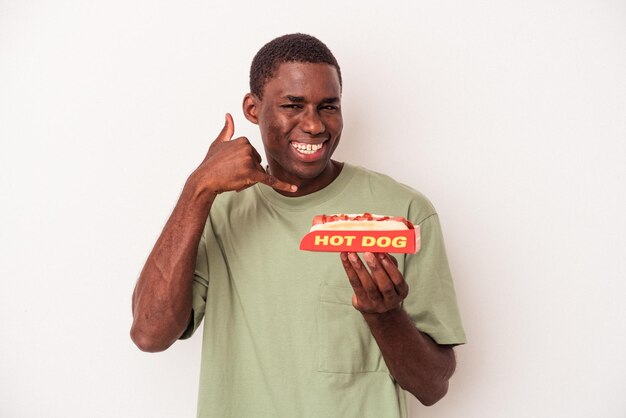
<box><xmin>290</xmin><ymin>141</ymin><xmax>326</xmax><ymax>155</ymax></box>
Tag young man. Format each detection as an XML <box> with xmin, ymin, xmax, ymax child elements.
<box><xmin>131</xmin><ymin>33</ymin><xmax>466</xmax><ymax>418</ymax></box>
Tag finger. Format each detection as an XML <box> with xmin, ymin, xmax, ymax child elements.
<box><xmin>234</xmin><ymin>163</ymin><xmax>280</xmax><ymax>193</ymax></box>
<box><xmin>348</xmin><ymin>252</ymin><xmax>382</xmax><ymax>302</ymax></box>
<box><xmin>253</xmin><ymin>159</ymin><xmax>265</xmax><ymax>174</ymax></box>
<box><xmin>340</xmin><ymin>253</ymin><xmax>369</xmax><ymax>307</ymax></box>
<box><xmin>250</xmin><ymin>144</ymin><xmax>263</xmax><ymax>164</ymax></box>
<box><xmin>377</xmin><ymin>253</ymin><xmax>409</xmax><ymax>297</ymax></box>
<box><xmin>235</xmin><ymin>182</ymin><xmax>255</xmax><ymax>193</ymax></box>
<box><xmin>364</xmin><ymin>252</ymin><xmax>398</xmax><ymax>301</ymax></box>
<box><xmin>377</xmin><ymin>252</ymin><xmax>399</xmax><ymax>272</ymax></box>
<box><xmin>230</xmin><ymin>137</ymin><xmax>262</xmax><ymax>165</ymax></box>
<box><xmin>215</xmin><ymin>113</ymin><xmax>235</xmax><ymax>142</ymax></box>
<box><xmin>254</xmin><ymin>171</ymin><xmax>298</xmax><ymax>193</ymax></box>
<box><xmin>234</xmin><ymin>161</ymin><xmax>266</xmax><ymax>193</ymax></box>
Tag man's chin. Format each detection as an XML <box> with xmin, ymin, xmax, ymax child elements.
<box><xmin>291</xmin><ymin>160</ymin><xmax>332</xmax><ymax>180</ymax></box>
<box><xmin>269</xmin><ymin>156</ymin><xmax>337</xmax><ymax>182</ymax></box>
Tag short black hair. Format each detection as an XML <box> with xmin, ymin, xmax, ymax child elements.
<box><xmin>249</xmin><ymin>33</ymin><xmax>342</xmax><ymax>99</ymax></box>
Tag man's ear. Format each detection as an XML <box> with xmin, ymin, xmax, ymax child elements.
<box><xmin>243</xmin><ymin>93</ymin><xmax>260</xmax><ymax>125</ymax></box>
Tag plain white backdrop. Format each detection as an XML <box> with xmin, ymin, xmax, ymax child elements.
<box><xmin>1</xmin><ymin>1</ymin><xmax>625</xmax><ymax>417</ymax></box>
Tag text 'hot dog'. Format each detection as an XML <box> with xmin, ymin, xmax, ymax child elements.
<box><xmin>299</xmin><ymin>213</ymin><xmax>420</xmax><ymax>254</ymax></box>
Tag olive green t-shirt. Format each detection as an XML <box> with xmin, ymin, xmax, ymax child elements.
<box><xmin>182</xmin><ymin>163</ymin><xmax>466</xmax><ymax>418</ymax></box>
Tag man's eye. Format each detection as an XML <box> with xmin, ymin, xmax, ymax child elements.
<box><xmin>281</xmin><ymin>104</ymin><xmax>301</xmax><ymax>109</ymax></box>
<box><xmin>321</xmin><ymin>105</ymin><xmax>338</xmax><ymax>111</ymax></box>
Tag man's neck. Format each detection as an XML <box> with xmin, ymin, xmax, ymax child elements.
<box><xmin>269</xmin><ymin>160</ymin><xmax>344</xmax><ymax>197</ymax></box>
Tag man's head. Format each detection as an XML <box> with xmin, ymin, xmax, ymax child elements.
<box><xmin>243</xmin><ymin>34</ymin><xmax>343</xmax><ymax>196</ymax></box>
<box><xmin>249</xmin><ymin>33</ymin><xmax>342</xmax><ymax>100</ymax></box>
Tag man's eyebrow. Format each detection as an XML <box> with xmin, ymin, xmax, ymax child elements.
<box><xmin>283</xmin><ymin>95</ymin><xmax>340</xmax><ymax>104</ymax></box>
<box><xmin>284</xmin><ymin>95</ymin><xmax>305</xmax><ymax>103</ymax></box>
<box><xmin>320</xmin><ymin>97</ymin><xmax>340</xmax><ymax>104</ymax></box>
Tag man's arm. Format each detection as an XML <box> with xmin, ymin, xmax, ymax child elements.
<box><xmin>340</xmin><ymin>252</ymin><xmax>456</xmax><ymax>406</ymax></box>
<box><xmin>362</xmin><ymin>308</ymin><xmax>456</xmax><ymax>406</ymax></box>
<box><xmin>130</xmin><ymin>183</ymin><xmax>215</xmax><ymax>352</ymax></box>
<box><xmin>130</xmin><ymin>114</ymin><xmax>296</xmax><ymax>352</ymax></box>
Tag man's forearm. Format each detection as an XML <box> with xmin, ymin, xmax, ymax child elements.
<box><xmin>130</xmin><ymin>177</ymin><xmax>216</xmax><ymax>352</ymax></box>
<box><xmin>363</xmin><ymin>308</ymin><xmax>456</xmax><ymax>406</ymax></box>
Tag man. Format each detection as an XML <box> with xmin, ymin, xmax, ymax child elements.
<box><xmin>131</xmin><ymin>33</ymin><xmax>466</xmax><ymax>418</ymax></box>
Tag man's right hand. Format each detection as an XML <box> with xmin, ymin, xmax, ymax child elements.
<box><xmin>134</xmin><ymin>113</ymin><xmax>298</xmax><ymax>352</ymax></box>
<box><xmin>189</xmin><ymin>113</ymin><xmax>297</xmax><ymax>196</ymax></box>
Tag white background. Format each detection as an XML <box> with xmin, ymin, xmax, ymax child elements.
<box><xmin>1</xmin><ymin>1</ymin><xmax>625</xmax><ymax>417</ymax></box>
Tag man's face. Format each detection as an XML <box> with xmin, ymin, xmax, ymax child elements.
<box><xmin>246</xmin><ymin>62</ymin><xmax>343</xmax><ymax>191</ymax></box>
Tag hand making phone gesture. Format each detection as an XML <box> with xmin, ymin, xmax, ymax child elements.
<box><xmin>131</xmin><ymin>113</ymin><xmax>296</xmax><ymax>352</ymax></box>
<box><xmin>191</xmin><ymin>113</ymin><xmax>297</xmax><ymax>195</ymax></box>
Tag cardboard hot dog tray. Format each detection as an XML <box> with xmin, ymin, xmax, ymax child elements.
<box><xmin>299</xmin><ymin>214</ymin><xmax>421</xmax><ymax>254</ymax></box>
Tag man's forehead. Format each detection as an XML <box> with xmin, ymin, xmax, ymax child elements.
<box><xmin>274</xmin><ymin>61</ymin><xmax>336</xmax><ymax>74</ymax></box>
<box><xmin>264</xmin><ymin>62</ymin><xmax>341</xmax><ymax>98</ymax></box>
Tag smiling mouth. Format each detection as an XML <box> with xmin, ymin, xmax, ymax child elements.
<box><xmin>290</xmin><ymin>140</ymin><xmax>326</xmax><ymax>155</ymax></box>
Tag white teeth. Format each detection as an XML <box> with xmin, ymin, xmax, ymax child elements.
<box><xmin>292</xmin><ymin>142</ymin><xmax>324</xmax><ymax>154</ymax></box>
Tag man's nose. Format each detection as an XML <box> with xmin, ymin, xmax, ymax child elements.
<box><xmin>301</xmin><ymin>108</ymin><xmax>326</xmax><ymax>135</ymax></box>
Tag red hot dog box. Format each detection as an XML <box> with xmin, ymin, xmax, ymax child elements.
<box><xmin>299</xmin><ymin>213</ymin><xmax>421</xmax><ymax>254</ymax></box>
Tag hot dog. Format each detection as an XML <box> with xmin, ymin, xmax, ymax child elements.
<box><xmin>310</xmin><ymin>213</ymin><xmax>414</xmax><ymax>232</ymax></box>
<box><xmin>300</xmin><ymin>213</ymin><xmax>419</xmax><ymax>254</ymax></box>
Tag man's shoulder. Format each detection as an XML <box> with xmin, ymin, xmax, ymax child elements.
<box><xmin>349</xmin><ymin>163</ymin><xmax>414</xmax><ymax>189</ymax></box>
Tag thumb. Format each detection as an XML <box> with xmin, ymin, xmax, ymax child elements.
<box><xmin>352</xmin><ymin>294</ymin><xmax>360</xmax><ymax>310</ymax></box>
<box><xmin>215</xmin><ymin>113</ymin><xmax>235</xmax><ymax>142</ymax></box>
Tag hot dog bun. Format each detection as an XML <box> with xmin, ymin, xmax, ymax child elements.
<box><xmin>310</xmin><ymin>213</ymin><xmax>413</xmax><ymax>232</ymax></box>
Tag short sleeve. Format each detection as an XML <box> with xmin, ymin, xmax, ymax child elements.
<box><xmin>402</xmin><ymin>213</ymin><xmax>467</xmax><ymax>345</ymax></box>
<box><xmin>179</xmin><ymin>229</ymin><xmax>210</xmax><ymax>340</ymax></box>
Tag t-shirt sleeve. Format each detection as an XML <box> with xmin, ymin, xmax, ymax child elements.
<box><xmin>402</xmin><ymin>213</ymin><xmax>467</xmax><ymax>345</ymax></box>
<box><xmin>179</xmin><ymin>228</ymin><xmax>210</xmax><ymax>340</ymax></box>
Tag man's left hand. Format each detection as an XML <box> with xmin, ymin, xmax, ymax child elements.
<box><xmin>340</xmin><ymin>252</ymin><xmax>409</xmax><ymax>314</ymax></box>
